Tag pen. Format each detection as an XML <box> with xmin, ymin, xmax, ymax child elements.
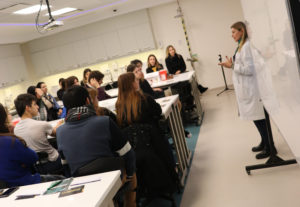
<box><xmin>47</xmin><ymin>180</ymin><xmax>63</xmax><ymax>190</ymax></box>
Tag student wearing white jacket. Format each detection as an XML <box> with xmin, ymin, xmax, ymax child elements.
<box><xmin>219</xmin><ymin>21</ymin><xmax>277</xmax><ymax>159</ymax></box>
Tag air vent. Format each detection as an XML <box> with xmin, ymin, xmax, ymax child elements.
<box><xmin>0</xmin><ymin>3</ymin><xmax>30</xmax><ymax>13</ymax></box>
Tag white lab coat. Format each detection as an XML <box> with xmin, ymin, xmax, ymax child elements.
<box><xmin>233</xmin><ymin>40</ymin><xmax>265</xmax><ymax>121</ymax></box>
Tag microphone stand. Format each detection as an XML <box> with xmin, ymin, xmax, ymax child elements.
<box><xmin>217</xmin><ymin>54</ymin><xmax>233</xmax><ymax>96</ymax></box>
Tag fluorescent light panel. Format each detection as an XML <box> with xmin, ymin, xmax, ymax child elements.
<box><xmin>47</xmin><ymin>8</ymin><xmax>77</xmax><ymax>16</ymax></box>
<box><xmin>14</xmin><ymin>5</ymin><xmax>47</xmax><ymax>15</ymax></box>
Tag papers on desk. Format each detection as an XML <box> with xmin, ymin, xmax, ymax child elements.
<box><xmin>70</xmin><ymin>176</ymin><xmax>102</xmax><ymax>187</ymax></box>
<box><xmin>15</xmin><ymin>187</ymin><xmax>43</xmax><ymax>196</ymax></box>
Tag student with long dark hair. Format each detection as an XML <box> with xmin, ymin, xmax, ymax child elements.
<box><xmin>219</xmin><ymin>21</ymin><xmax>277</xmax><ymax>159</ymax></box>
<box><xmin>129</xmin><ymin>60</ymin><xmax>164</xmax><ymax>99</ymax></box>
<box><xmin>116</xmin><ymin>72</ymin><xmax>178</xmax><ymax>195</ymax></box>
<box><xmin>80</xmin><ymin>68</ymin><xmax>92</xmax><ymax>88</ymax></box>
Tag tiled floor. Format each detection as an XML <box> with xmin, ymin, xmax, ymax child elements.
<box><xmin>180</xmin><ymin>88</ymin><xmax>300</xmax><ymax>207</ymax></box>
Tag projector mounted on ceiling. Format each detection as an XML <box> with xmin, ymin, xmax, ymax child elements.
<box><xmin>36</xmin><ymin>0</ymin><xmax>64</xmax><ymax>33</ymax></box>
<box><xmin>42</xmin><ymin>20</ymin><xmax>64</xmax><ymax>31</ymax></box>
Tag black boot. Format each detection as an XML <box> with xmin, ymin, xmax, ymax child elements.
<box><xmin>252</xmin><ymin>142</ymin><xmax>264</xmax><ymax>152</ymax></box>
<box><xmin>255</xmin><ymin>149</ymin><xmax>270</xmax><ymax>159</ymax></box>
<box><xmin>256</xmin><ymin>147</ymin><xmax>277</xmax><ymax>159</ymax></box>
<box><xmin>198</xmin><ymin>84</ymin><xmax>208</xmax><ymax>93</ymax></box>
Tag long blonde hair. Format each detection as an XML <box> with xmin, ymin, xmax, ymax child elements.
<box><xmin>116</xmin><ymin>73</ymin><xmax>144</xmax><ymax>126</ymax></box>
<box><xmin>166</xmin><ymin>45</ymin><xmax>179</xmax><ymax>58</ymax></box>
<box><xmin>231</xmin><ymin>21</ymin><xmax>248</xmax><ymax>52</ymax></box>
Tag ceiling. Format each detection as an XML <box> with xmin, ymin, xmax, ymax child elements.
<box><xmin>0</xmin><ymin>0</ymin><xmax>175</xmax><ymax>44</ymax></box>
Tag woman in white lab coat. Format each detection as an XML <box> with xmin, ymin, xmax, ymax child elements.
<box><xmin>219</xmin><ymin>21</ymin><xmax>276</xmax><ymax>159</ymax></box>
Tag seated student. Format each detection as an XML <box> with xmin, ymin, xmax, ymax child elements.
<box><xmin>14</xmin><ymin>94</ymin><xmax>63</xmax><ymax>175</ymax></box>
<box><xmin>129</xmin><ymin>60</ymin><xmax>164</xmax><ymax>99</ymax></box>
<box><xmin>65</xmin><ymin>76</ymin><xmax>80</xmax><ymax>90</ymax></box>
<box><xmin>56</xmin><ymin>86</ymin><xmax>135</xmax><ymax>175</ymax></box>
<box><xmin>27</xmin><ymin>86</ymin><xmax>51</xmax><ymax>121</ymax></box>
<box><xmin>165</xmin><ymin>45</ymin><xmax>208</xmax><ymax>93</ymax></box>
<box><xmin>146</xmin><ymin>54</ymin><xmax>164</xmax><ymax>73</ymax></box>
<box><xmin>0</xmin><ymin>103</ymin><xmax>63</xmax><ymax>187</ymax></box>
<box><xmin>127</xmin><ymin>63</ymin><xmax>192</xmax><ymax>138</ymax></box>
<box><xmin>80</xmin><ymin>68</ymin><xmax>91</xmax><ymax>88</ymax></box>
<box><xmin>116</xmin><ymin>72</ymin><xmax>178</xmax><ymax>195</ymax></box>
<box><xmin>88</xmin><ymin>70</ymin><xmax>111</xmax><ymax>101</ymax></box>
<box><xmin>57</xmin><ymin>78</ymin><xmax>65</xmax><ymax>101</ymax></box>
<box><xmin>57</xmin><ymin>86</ymin><xmax>136</xmax><ymax>206</ymax></box>
<box><xmin>36</xmin><ymin>82</ymin><xmax>62</xmax><ymax>121</ymax></box>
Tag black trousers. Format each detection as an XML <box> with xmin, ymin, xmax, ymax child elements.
<box><xmin>253</xmin><ymin>119</ymin><xmax>274</xmax><ymax>151</ymax></box>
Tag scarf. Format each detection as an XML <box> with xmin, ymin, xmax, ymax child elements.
<box><xmin>65</xmin><ymin>105</ymin><xmax>96</xmax><ymax>122</ymax></box>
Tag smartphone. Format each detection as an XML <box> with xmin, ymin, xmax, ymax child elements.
<box><xmin>0</xmin><ymin>187</ymin><xmax>19</xmax><ymax>198</ymax></box>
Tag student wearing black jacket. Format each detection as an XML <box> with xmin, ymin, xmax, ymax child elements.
<box><xmin>165</xmin><ymin>45</ymin><xmax>208</xmax><ymax>93</ymax></box>
<box><xmin>116</xmin><ymin>72</ymin><xmax>178</xmax><ymax>196</ymax></box>
<box><xmin>146</xmin><ymin>54</ymin><xmax>164</xmax><ymax>73</ymax></box>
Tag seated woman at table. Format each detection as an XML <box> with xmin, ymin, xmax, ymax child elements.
<box><xmin>146</xmin><ymin>54</ymin><xmax>164</xmax><ymax>73</ymax></box>
<box><xmin>128</xmin><ymin>60</ymin><xmax>164</xmax><ymax>99</ymax></box>
<box><xmin>0</xmin><ymin>103</ymin><xmax>64</xmax><ymax>187</ymax></box>
<box><xmin>116</xmin><ymin>72</ymin><xmax>178</xmax><ymax>196</ymax></box>
<box><xmin>165</xmin><ymin>45</ymin><xmax>208</xmax><ymax>93</ymax></box>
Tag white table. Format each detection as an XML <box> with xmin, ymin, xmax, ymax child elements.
<box><xmin>99</xmin><ymin>95</ymin><xmax>191</xmax><ymax>185</ymax></box>
<box><xmin>0</xmin><ymin>170</ymin><xmax>122</xmax><ymax>207</ymax></box>
<box><xmin>148</xmin><ymin>71</ymin><xmax>195</xmax><ymax>88</ymax></box>
<box><xmin>105</xmin><ymin>88</ymin><xmax>118</xmax><ymax>98</ymax></box>
<box><xmin>105</xmin><ymin>71</ymin><xmax>203</xmax><ymax>122</ymax></box>
<box><xmin>155</xmin><ymin>95</ymin><xmax>192</xmax><ymax>185</ymax></box>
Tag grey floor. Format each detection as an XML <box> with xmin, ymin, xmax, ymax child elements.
<box><xmin>180</xmin><ymin>88</ymin><xmax>300</xmax><ymax>207</ymax></box>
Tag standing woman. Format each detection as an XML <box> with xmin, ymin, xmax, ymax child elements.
<box><xmin>80</xmin><ymin>68</ymin><xmax>91</xmax><ymax>88</ymax></box>
<box><xmin>165</xmin><ymin>45</ymin><xmax>208</xmax><ymax>93</ymax></box>
<box><xmin>146</xmin><ymin>54</ymin><xmax>164</xmax><ymax>73</ymax></box>
<box><xmin>219</xmin><ymin>21</ymin><xmax>276</xmax><ymax>159</ymax></box>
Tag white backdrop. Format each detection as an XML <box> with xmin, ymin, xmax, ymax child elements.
<box><xmin>240</xmin><ymin>0</ymin><xmax>300</xmax><ymax>161</ymax></box>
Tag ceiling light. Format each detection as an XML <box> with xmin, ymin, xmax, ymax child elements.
<box><xmin>13</xmin><ymin>5</ymin><xmax>47</xmax><ymax>15</ymax></box>
<box><xmin>47</xmin><ymin>7</ymin><xmax>77</xmax><ymax>16</ymax></box>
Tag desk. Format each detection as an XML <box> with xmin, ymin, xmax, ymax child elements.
<box><xmin>105</xmin><ymin>88</ymin><xmax>118</xmax><ymax>98</ymax></box>
<box><xmin>107</xmin><ymin>71</ymin><xmax>203</xmax><ymax>122</ymax></box>
<box><xmin>148</xmin><ymin>71</ymin><xmax>195</xmax><ymax>88</ymax></box>
<box><xmin>99</xmin><ymin>95</ymin><xmax>191</xmax><ymax>185</ymax></box>
<box><xmin>155</xmin><ymin>95</ymin><xmax>192</xmax><ymax>185</ymax></box>
<box><xmin>0</xmin><ymin>170</ymin><xmax>122</xmax><ymax>207</ymax></box>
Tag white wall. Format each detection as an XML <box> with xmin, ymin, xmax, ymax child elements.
<box><xmin>149</xmin><ymin>0</ymin><xmax>244</xmax><ymax>88</ymax></box>
<box><xmin>0</xmin><ymin>0</ymin><xmax>244</xmax><ymax>107</ymax></box>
